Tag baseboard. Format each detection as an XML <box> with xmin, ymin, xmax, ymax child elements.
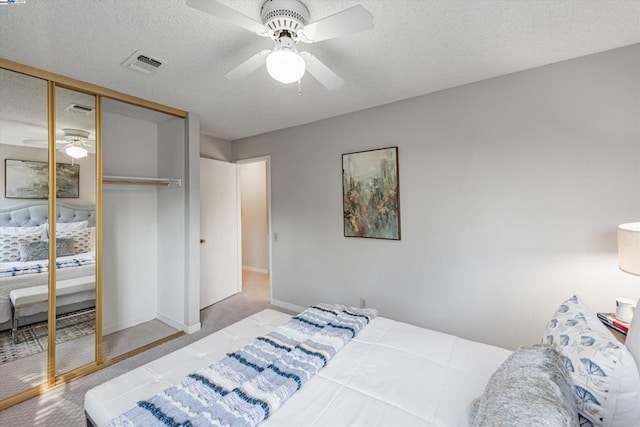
<box><xmin>270</xmin><ymin>299</ymin><xmax>305</xmax><ymax>313</ymax></box>
<box><xmin>156</xmin><ymin>312</ymin><xmax>189</xmax><ymax>333</ymax></box>
<box><xmin>242</xmin><ymin>266</ymin><xmax>269</xmax><ymax>274</ymax></box>
<box><xmin>184</xmin><ymin>322</ymin><xmax>201</xmax><ymax>334</ymax></box>
<box><xmin>103</xmin><ymin>312</ymin><xmax>156</xmax><ymax>336</ymax></box>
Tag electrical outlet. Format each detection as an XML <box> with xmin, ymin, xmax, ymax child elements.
<box><xmin>273</xmin><ymin>232</ymin><xmax>278</xmax><ymax>242</ymax></box>
<box><xmin>359</xmin><ymin>297</ymin><xmax>367</xmax><ymax>308</ymax></box>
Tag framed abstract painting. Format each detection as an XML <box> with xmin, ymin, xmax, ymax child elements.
<box><xmin>342</xmin><ymin>147</ymin><xmax>400</xmax><ymax>240</ymax></box>
<box><xmin>4</xmin><ymin>159</ymin><xmax>79</xmax><ymax>199</ymax></box>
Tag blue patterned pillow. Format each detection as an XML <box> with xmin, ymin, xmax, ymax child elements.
<box><xmin>0</xmin><ymin>232</ymin><xmax>43</xmax><ymax>263</ymax></box>
<box><xmin>543</xmin><ymin>295</ymin><xmax>640</xmax><ymax>427</ymax></box>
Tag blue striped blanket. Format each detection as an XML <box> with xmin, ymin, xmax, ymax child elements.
<box><xmin>0</xmin><ymin>253</ymin><xmax>95</xmax><ymax>278</ymax></box>
<box><xmin>107</xmin><ymin>304</ymin><xmax>377</xmax><ymax>427</ymax></box>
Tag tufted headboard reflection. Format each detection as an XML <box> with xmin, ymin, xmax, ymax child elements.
<box><xmin>0</xmin><ymin>202</ymin><xmax>95</xmax><ymax>227</ymax></box>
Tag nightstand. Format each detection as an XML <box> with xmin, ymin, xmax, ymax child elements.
<box><xmin>597</xmin><ymin>312</ymin><xmax>629</xmax><ymax>344</ymax></box>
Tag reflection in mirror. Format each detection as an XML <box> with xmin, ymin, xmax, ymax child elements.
<box><xmin>0</xmin><ymin>68</ymin><xmax>49</xmax><ymax>400</ymax></box>
<box><xmin>54</xmin><ymin>86</ymin><xmax>96</xmax><ymax>375</ymax></box>
<box><xmin>101</xmin><ymin>97</ymin><xmax>184</xmax><ymax>360</ymax></box>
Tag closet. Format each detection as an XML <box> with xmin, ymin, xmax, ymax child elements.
<box><xmin>0</xmin><ymin>58</ymin><xmax>193</xmax><ymax>408</ymax></box>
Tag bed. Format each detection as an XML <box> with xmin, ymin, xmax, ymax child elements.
<box><xmin>84</xmin><ymin>296</ymin><xmax>640</xmax><ymax>427</ymax></box>
<box><xmin>0</xmin><ymin>201</ymin><xmax>96</xmax><ymax>332</ymax></box>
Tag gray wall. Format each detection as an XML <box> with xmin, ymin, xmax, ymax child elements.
<box><xmin>201</xmin><ymin>134</ymin><xmax>231</xmax><ymax>161</ymax></box>
<box><xmin>233</xmin><ymin>45</ymin><xmax>640</xmax><ymax>350</ymax></box>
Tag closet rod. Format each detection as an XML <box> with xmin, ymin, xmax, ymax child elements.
<box><xmin>102</xmin><ymin>175</ymin><xmax>182</xmax><ymax>187</ymax></box>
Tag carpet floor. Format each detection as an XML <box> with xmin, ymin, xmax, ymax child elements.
<box><xmin>0</xmin><ymin>318</ymin><xmax>181</xmax><ymax>401</ymax></box>
<box><xmin>0</xmin><ymin>271</ymin><xmax>295</xmax><ymax>426</ymax></box>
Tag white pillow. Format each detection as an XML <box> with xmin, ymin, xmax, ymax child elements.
<box><xmin>0</xmin><ymin>224</ymin><xmax>46</xmax><ymax>238</ymax></box>
<box><xmin>88</xmin><ymin>226</ymin><xmax>96</xmax><ymax>251</ymax></box>
<box><xmin>51</xmin><ymin>221</ymin><xmax>88</xmax><ymax>232</ymax></box>
<box><xmin>625</xmin><ymin>298</ymin><xmax>640</xmax><ymax>373</ymax></box>
<box><xmin>543</xmin><ymin>295</ymin><xmax>640</xmax><ymax>427</ymax></box>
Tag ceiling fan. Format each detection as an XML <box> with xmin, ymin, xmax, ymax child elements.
<box><xmin>186</xmin><ymin>0</ymin><xmax>374</xmax><ymax>90</ymax></box>
<box><xmin>23</xmin><ymin>128</ymin><xmax>95</xmax><ymax>159</ymax></box>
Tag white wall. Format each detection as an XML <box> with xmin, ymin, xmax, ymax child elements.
<box><xmin>233</xmin><ymin>45</ymin><xmax>640</xmax><ymax>350</ymax></box>
<box><xmin>157</xmin><ymin>118</ymin><xmax>186</xmax><ymax>329</ymax></box>
<box><xmin>240</xmin><ymin>161</ymin><xmax>269</xmax><ymax>272</ymax></box>
<box><xmin>102</xmin><ymin>111</ymin><xmax>159</xmax><ymax>334</ymax></box>
<box><xmin>0</xmin><ymin>144</ymin><xmax>96</xmax><ymax>207</ymax></box>
<box><xmin>185</xmin><ymin>115</ymin><xmax>202</xmax><ymax>332</ymax></box>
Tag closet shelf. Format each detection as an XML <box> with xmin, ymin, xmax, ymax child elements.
<box><xmin>102</xmin><ymin>175</ymin><xmax>182</xmax><ymax>188</ymax></box>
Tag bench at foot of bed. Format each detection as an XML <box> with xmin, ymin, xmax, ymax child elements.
<box><xmin>9</xmin><ymin>275</ymin><xmax>96</xmax><ymax>344</ymax></box>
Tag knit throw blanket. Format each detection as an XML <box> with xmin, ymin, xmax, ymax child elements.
<box><xmin>107</xmin><ymin>304</ymin><xmax>377</xmax><ymax>427</ymax></box>
<box><xmin>0</xmin><ymin>252</ymin><xmax>95</xmax><ymax>278</ymax></box>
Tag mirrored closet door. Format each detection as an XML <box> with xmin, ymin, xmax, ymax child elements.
<box><xmin>0</xmin><ymin>57</ymin><xmax>189</xmax><ymax>410</ymax></box>
<box><xmin>0</xmin><ymin>68</ymin><xmax>50</xmax><ymax>400</ymax></box>
<box><xmin>53</xmin><ymin>85</ymin><xmax>97</xmax><ymax>376</ymax></box>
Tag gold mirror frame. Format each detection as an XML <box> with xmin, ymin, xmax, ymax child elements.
<box><xmin>0</xmin><ymin>57</ymin><xmax>187</xmax><ymax>410</ymax></box>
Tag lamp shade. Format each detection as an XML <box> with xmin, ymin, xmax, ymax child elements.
<box><xmin>618</xmin><ymin>222</ymin><xmax>640</xmax><ymax>276</ymax></box>
<box><xmin>266</xmin><ymin>49</ymin><xmax>305</xmax><ymax>84</ymax></box>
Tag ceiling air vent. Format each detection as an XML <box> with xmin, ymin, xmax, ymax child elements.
<box><xmin>65</xmin><ymin>103</ymin><xmax>95</xmax><ymax>114</ymax></box>
<box><xmin>121</xmin><ymin>50</ymin><xmax>165</xmax><ymax>75</ymax></box>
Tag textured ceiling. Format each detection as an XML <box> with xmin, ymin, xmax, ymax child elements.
<box><xmin>0</xmin><ymin>68</ymin><xmax>97</xmax><ymax>149</ymax></box>
<box><xmin>1</xmin><ymin>0</ymin><xmax>639</xmax><ymax>141</ymax></box>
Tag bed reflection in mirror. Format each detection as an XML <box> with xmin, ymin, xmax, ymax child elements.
<box><xmin>0</xmin><ymin>68</ymin><xmax>51</xmax><ymax>400</ymax></box>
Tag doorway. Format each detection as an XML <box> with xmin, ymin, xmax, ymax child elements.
<box><xmin>238</xmin><ymin>157</ymin><xmax>271</xmax><ymax>303</ymax></box>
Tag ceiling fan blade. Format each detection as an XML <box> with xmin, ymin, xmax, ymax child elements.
<box><xmin>224</xmin><ymin>50</ymin><xmax>270</xmax><ymax>80</ymax></box>
<box><xmin>300</xmin><ymin>52</ymin><xmax>344</xmax><ymax>90</ymax></box>
<box><xmin>23</xmin><ymin>139</ymin><xmax>68</xmax><ymax>147</ymax></box>
<box><xmin>21</xmin><ymin>139</ymin><xmax>48</xmax><ymax>148</ymax></box>
<box><xmin>300</xmin><ymin>5</ymin><xmax>373</xmax><ymax>43</ymax></box>
<box><xmin>186</xmin><ymin>0</ymin><xmax>268</xmax><ymax>36</ymax></box>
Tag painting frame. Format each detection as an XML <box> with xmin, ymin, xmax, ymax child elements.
<box><xmin>4</xmin><ymin>159</ymin><xmax>80</xmax><ymax>199</ymax></box>
<box><xmin>342</xmin><ymin>146</ymin><xmax>401</xmax><ymax>240</ymax></box>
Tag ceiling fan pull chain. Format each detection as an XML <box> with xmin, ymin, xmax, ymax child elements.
<box><xmin>297</xmin><ymin>78</ymin><xmax>302</xmax><ymax>95</ymax></box>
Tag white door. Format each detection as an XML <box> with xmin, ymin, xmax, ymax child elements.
<box><xmin>200</xmin><ymin>157</ymin><xmax>241</xmax><ymax>309</ymax></box>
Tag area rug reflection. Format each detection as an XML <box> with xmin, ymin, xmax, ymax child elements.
<box><xmin>0</xmin><ymin>309</ymin><xmax>94</xmax><ymax>364</ymax></box>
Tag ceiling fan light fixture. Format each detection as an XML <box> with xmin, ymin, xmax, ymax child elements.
<box><xmin>63</xmin><ymin>128</ymin><xmax>90</xmax><ymax>142</ymax></box>
<box><xmin>65</xmin><ymin>144</ymin><xmax>88</xmax><ymax>159</ymax></box>
<box><xmin>266</xmin><ymin>46</ymin><xmax>305</xmax><ymax>84</ymax></box>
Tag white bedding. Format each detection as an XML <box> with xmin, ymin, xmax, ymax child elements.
<box><xmin>85</xmin><ymin>309</ymin><xmax>511</xmax><ymax>427</ymax></box>
<box><xmin>0</xmin><ymin>251</ymin><xmax>96</xmax><ymax>325</ymax></box>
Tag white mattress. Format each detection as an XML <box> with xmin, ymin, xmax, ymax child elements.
<box><xmin>85</xmin><ymin>309</ymin><xmax>511</xmax><ymax>427</ymax></box>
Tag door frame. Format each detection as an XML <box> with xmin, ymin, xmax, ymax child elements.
<box><xmin>236</xmin><ymin>155</ymin><xmax>272</xmax><ymax>303</ymax></box>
